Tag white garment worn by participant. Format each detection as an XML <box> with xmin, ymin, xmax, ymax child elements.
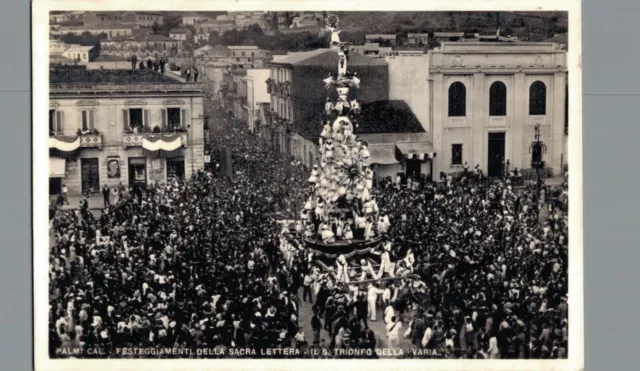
<box><xmin>335</xmin><ymin>254</ymin><xmax>349</xmax><ymax>283</ymax></box>
<box><xmin>367</xmin><ymin>284</ymin><xmax>384</xmax><ymax>321</ymax></box>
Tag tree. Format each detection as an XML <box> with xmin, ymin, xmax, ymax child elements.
<box><xmin>208</xmin><ymin>31</ymin><xmax>223</xmax><ymax>46</ymax></box>
<box><xmin>247</xmin><ymin>24</ymin><xmax>264</xmax><ymax>36</ymax></box>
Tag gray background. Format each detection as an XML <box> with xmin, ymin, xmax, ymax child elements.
<box><xmin>0</xmin><ymin>0</ymin><xmax>636</xmax><ymax>369</ymax></box>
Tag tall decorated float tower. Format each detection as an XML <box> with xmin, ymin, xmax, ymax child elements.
<box><xmin>288</xmin><ymin>14</ymin><xmax>406</xmax><ymax>284</ymax></box>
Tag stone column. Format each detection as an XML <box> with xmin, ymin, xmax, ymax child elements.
<box><xmin>472</xmin><ymin>72</ymin><xmax>485</xmax><ymax>171</ymax></box>
<box><xmin>551</xmin><ymin>72</ymin><xmax>567</xmax><ymax>175</ymax></box>
<box><xmin>512</xmin><ymin>72</ymin><xmax>526</xmax><ymax>169</ymax></box>
<box><xmin>431</xmin><ymin>73</ymin><xmax>444</xmax><ymax>179</ymax></box>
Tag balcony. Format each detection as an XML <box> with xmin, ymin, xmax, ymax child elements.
<box><xmin>78</xmin><ymin>133</ymin><xmax>103</xmax><ymax>149</ymax></box>
<box><xmin>122</xmin><ymin>132</ymin><xmax>188</xmax><ymax>147</ymax></box>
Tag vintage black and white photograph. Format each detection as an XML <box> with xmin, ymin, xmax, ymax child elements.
<box><xmin>34</xmin><ymin>1</ymin><xmax>583</xmax><ymax>370</ymax></box>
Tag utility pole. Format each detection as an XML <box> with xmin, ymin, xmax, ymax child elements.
<box><xmin>529</xmin><ymin>124</ymin><xmax>547</xmax><ymax>220</ymax></box>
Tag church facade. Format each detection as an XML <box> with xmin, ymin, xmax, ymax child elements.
<box><xmin>429</xmin><ymin>42</ymin><xmax>568</xmax><ymax>179</ymax></box>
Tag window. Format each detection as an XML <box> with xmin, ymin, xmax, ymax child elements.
<box><xmin>49</xmin><ymin>109</ymin><xmax>64</xmax><ymax>133</ymax></box>
<box><xmin>81</xmin><ymin>110</ymin><xmax>95</xmax><ymax>131</ymax></box>
<box><xmin>448</xmin><ymin>82</ymin><xmax>466</xmax><ymax>117</ymax></box>
<box><xmin>489</xmin><ymin>81</ymin><xmax>507</xmax><ymax>116</ymax></box>
<box><xmin>451</xmin><ymin>144</ymin><xmax>463</xmax><ymax>165</ymax></box>
<box><xmin>251</xmin><ymin>51</ymin><xmax>255</xmax><ymax>57</ymax></box>
<box><xmin>241</xmin><ymin>52</ymin><xmax>246</xmax><ymax>57</ymax></box>
<box><xmin>167</xmin><ymin>108</ymin><xmax>182</xmax><ymax>130</ymax></box>
<box><xmin>129</xmin><ymin>108</ymin><xmax>143</xmax><ymax>130</ymax></box>
<box><xmin>529</xmin><ymin>81</ymin><xmax>546</xmax><ymax>115</ymax></box>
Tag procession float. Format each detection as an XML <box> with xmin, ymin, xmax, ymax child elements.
<box><xmin>280</xmin><ymin>14</ymin><xmax>416</xmax><ymax>286</ymax></box>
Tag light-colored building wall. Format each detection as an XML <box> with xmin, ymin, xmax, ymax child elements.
<box><xmin>244</xmin><ymin>69</ymin><xmax>270</xmax><ymax>132</ymax></box>
<box><xmin>429</xmin><ymin>42</ymin><xmax>568</xmax><ymax>178</ymax></box>
<box><xmin>49</xmin><ymin>80</ymin><xmax>205</xmax><ymax>194</ymax></box>
<box><xmin>385</xmin><ymin>54</ymin><xmax>430</xmax><ymax>133</ymax></box>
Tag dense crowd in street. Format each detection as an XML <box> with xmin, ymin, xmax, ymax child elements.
<box><xmin>48</xmin><ymin>100</ymin><xmax>569</xmax><ymax>359</ymax></box>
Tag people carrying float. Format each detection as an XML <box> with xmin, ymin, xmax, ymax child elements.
<box><xmin>359</xmin><ymin>259</ymin><xmax>377</xmax><ymax>281</ymax></box>
<box><xmin>377</xmin><ymin>241</ymin><xmax>396</xmax><ymax>279</ymax></box>
<box><xmin>335</xmin><ymin>254</ymin><xmax>350</xmax><ymax>283</ymax></box>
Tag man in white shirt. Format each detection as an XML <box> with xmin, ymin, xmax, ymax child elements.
<box><xmin>302</xmin><ymin>272</ymin><xmax>314</xmax><ymax>303</ymax></box>
<box><xmin>367</xmin><ymin>283</ymin><xmax>384</xmax><ymax>321</ymax></box>
<box><xmin>421</xmin><ymin>323</ymin><xmax>433</xmax><ymax>348</ymax></box>
<box><xmin>384</xmin><ymin>302</ymin><xmax>395</xmax><ymax>325</ymax></box>
<box><xmin>386</xmin><ymin>316</ymin><xmax>402</xmax><ymax>349</ymax></box>
<box><xmin>62</xmin><ymin>184</ymin><xmax>69</xmax><ymax>205</ymax></box>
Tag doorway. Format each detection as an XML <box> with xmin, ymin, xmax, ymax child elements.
<box><xmin>128</xmin><ymin>157</ymin><xmax>147</xmax><ymax>188</ymax></box>
<box><xmin>49</xmin><ymin>177</ymin><xmax>62</xmax><ymax>195</ymax></box>
<box><xmin>81</xmin><ymin>158</ymin><xmax>100</xmax><ymax>194</ymax></box>
<box><xmin>405</xmin><ymin>159</ymin><xmax>422</xmax><ymax>180</ymax></box>
<box><xmin>167</xmin><ymin>156</ymin><xmax>185</xmax><ymax>181</ymax></box>
<box><xmin>487</xmin><ymin>132</ymin><xmax>506</xmax><ymax>178</ymax></box>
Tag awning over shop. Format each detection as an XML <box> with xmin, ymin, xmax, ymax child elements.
<box><xmin>368</xmin><ymin>143</ymin><xmax>399</xmax><ymax>165</ymax></box>
<box><xmin>142</xmin><ymin>133</ymin><xmax>185</xmax><ymax>158</ymax></box>
<box><xmin>49</xmin><ymin>157</ymin><xmax>66</xmax><ymax>177</ymax></box>
<box><xmin>49</xmin><ymin>136</ymin><xmax>80</xmax><ymax>152</ymax></box>
<box><xmin>395</xmin><ymin>141</ymin><xmax>436</xmax><ymax>161</ymax></box>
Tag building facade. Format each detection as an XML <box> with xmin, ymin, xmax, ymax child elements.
<box><xmin>429</xmin><ymin>42</ymin><xmax>568</xmax><ymax>179</ymax></box>
<box><xmin>83</xmin><ymin>11</ymin><xmax>164</xmax><ymax>27</ymax></box>
<box><xmin>267</xmin><ymin>49</ymin><xmax>389</xmax><ymax>166</ymax></box>
<box><xmin>51</xmin><ymin>25</ymin><xmax>135</xmax><ymax>39</ymax></box>
<box><xmin>384</xmin><ymin>54</ymin><xmax>430</xmax><ymax>132</ymax></box>
<box><xmin>182</xmin><ymin>13</ymin><xmax>212</xmax><ymax>25</ymax></box>
<box><xmin>100</xmin><ymin>35</ymin><xmax>179</xmax><ymax>59</ymax></box>
<box><xmin>169</xmin><ymin>28</ymin><xmax>192</xmax><ymax>41</ymax></box>
<box><xmin>48</xmin><ymin>69</ymin><xmax>205</xmax><ymax>195</ymax></box>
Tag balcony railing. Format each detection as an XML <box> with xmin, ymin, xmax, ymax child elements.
<box><xmin>123</xmin><ymin>132</ymin><xmax>188</xmax><ymax>147</ymax></box>
<box><xmin>78</xmin><ymin>133</ymin><xmax>103</xmax><ymax>149</ymax></box>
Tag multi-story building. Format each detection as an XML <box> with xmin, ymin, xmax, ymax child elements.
<box><xmin>51</xmin><ymin>24</ymin><xmax>135</xmax><ymax>40</ymax></box>
<box><xmin>227</xmin><ymin>45</ymin><xmax>272</xmax><ymax>68</ymax></box>
<box><xmin>48</xmin><ymin>68</ymin><xmax>205</xmax><ymax>195</ymax></box>
<box><xmin>349</xmin><ymin>43</ymin><xmax>393</xmax><ymax>58</ymax></box>
<box><xmin>169</xmin><ymin>28</ymin><xmax>192</xmax><ymax>41</ymax></box>
<box><xmin>235</xmin><ymin>13</ymin><xmax>268</xmax><ymax>30</ymax></box>
<box><xmin>407</xmin><ymin>33</ymin><xmax>430</xmax><ymax>45</ymax></box>
<box><xmin>194</xmin><ymin>20</ymin><xmax>237</xmax><ymax>36</ymax></box>
<box><xmin>182</xmin><ymin>12</ymin><xmax>212</xmax><ymax>25</ymax></box>
<box><xmin>100</xmin><ymin>35</ymin><xmax>180</xmax><ymax>59</ymax></box>
<box><xmin>428</xmin><ymin>42</ymin><xmax>568</xmax><ymax>178</ymax></box>
<box><xmin>61</xmin><ymin>45</ymin><xmax>99</xmax><ymax>63</ymax></box>
<box><xmin>83</xmin><ymin>11</ymin><xmax>164</xmax><ymax>27</ymax></box>
<box><xmin>266</xmin><ymin>49</ymin><xmax>389</xmax><ymax>166</ymax></box>
<box><xmin>365</xmin><ymin>34</ymin><xmax>398</xmax><ymax>46</ymax></box>
<box><xmin>243</xmin><ymin>69</ymin><xmax>271</xmax><ymax>133</ymax></box>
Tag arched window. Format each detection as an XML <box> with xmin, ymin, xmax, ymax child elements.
<box><xmin>489</xmin><ymin>81</ymin><xmax>507</xmax><ymax>116</ymax></box>
<box><xmin>529</xmin><ymin>81</ymin><xmax>546</xmax><ymax>115</ymax></box>
<box><xmin>448</xmin><ymin>82</ymin><xmax>466</xmax><ymax>117</ymax></box>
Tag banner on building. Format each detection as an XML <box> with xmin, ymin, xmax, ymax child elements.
<box><xmin>107</xmin><ymin>157</ymin><xmax>120</xmax><ymax>178</ymax></box>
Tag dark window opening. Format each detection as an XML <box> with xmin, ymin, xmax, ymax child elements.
<box><xmin>129</xmin><ymin>108</ymin><xmax>143</xmax><ymax>130</ymax></box>
<box><xmin>448</xmin><ymin>82</ymin><xmax>466</xmax><ymax>117</ymax></box>
<box><xmin>529</xmin><ymin>81</ymin><xmax>547</xmax><ymax>115</ymax></box>
<box><xmin>489</xmin><ymin>81</ymin><xmax>507</xmax><ymax>116</ymax></box>
<box><xmin>49</xmin><ymin>109</ymin><xmax>56</xmax><ymax>132</ymax></box>
<box><xmin>167</xmin><ymin>108</ymin><xmax>181</xmax><ymax>129</ymax></box>
<box><xmin>451</xmin><ymin>144</ymin><xmax>463</xmax><ymax>165</ymax></box>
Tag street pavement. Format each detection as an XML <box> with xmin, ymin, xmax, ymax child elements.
<box><xmin>295</xmin><ymin>287</ymin><xmax>416</xmax><ymax>356</ymax></box>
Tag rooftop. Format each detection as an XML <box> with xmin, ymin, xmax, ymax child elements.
<box><xmin>58</xmin><ymin>24</ymin><xmax>134</xmax><ymax>31</ymax></box>
<box><xmin>170</xmin><ymin>28</ymin><xmax>190</xmax><ymax>34</ymax></box>
<box><xmin>92</xmin><ymin>54</ymin><xmax>129</xmax><ymax>62</ymax></box>
<box><xmin>358</xmin><ymin>100</ymin><xmax>425</xmax><ymax>134</ymax></box>
<box><xmin>270</xmin><ymin>49</ymin><xmax>389</xmax><ymax>69</ymax></box>
<box><xmin>50</xmin><ymin>69</ymin><xmax>181</xmax><ymax>85</ymax></box>
<box><xmin>64</xmin><ymin>45</ymin><xmax>95</xmax><ymax>52</ymax></box>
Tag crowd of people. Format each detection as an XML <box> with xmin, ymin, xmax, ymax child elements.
<box><xmin>48</xmin><ymin>96</ymin><xmax>569</xmax><ymax>359</ymax></box>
